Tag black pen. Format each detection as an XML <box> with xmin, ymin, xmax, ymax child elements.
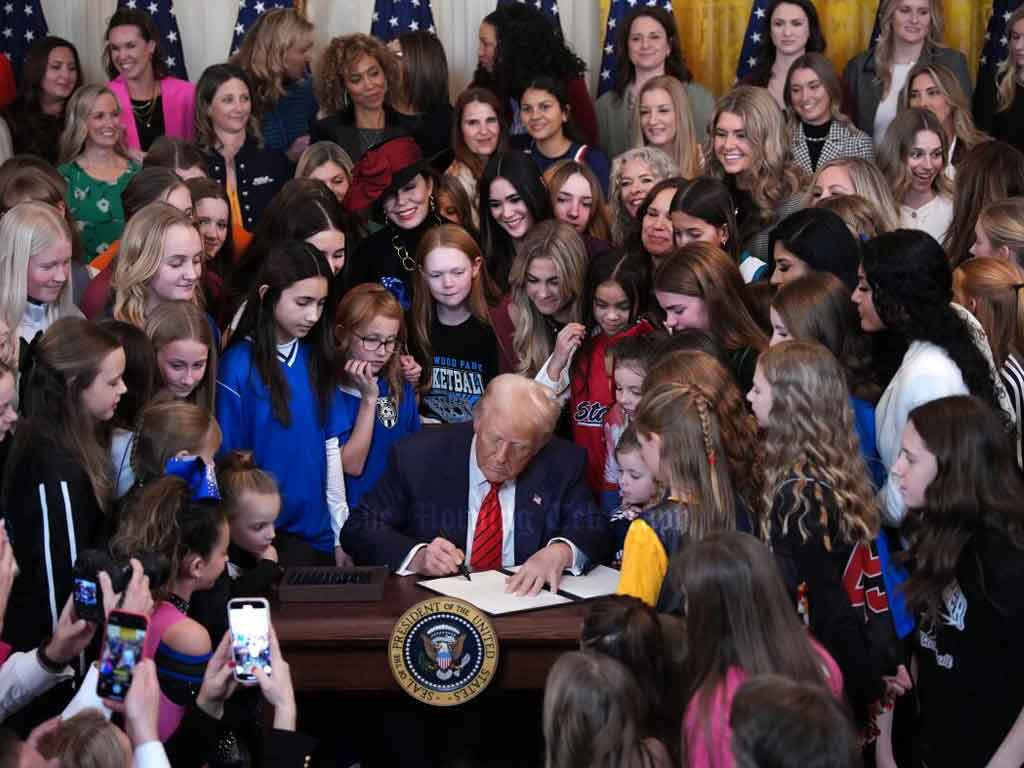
<box><xmin>440</xmin><ymin>528</ymin><xmax>471</xmax><ymax>580</ymax></box>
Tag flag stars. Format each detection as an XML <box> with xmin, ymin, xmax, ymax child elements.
<box><xmin>254</xmin><ymin>1</ymin><xmax>265</xmax><ymax>12</ymax></box>
<box><xmin>23</xmin><ymin>4</ymin><xmax>30</xmax><ymax>14</ymax></box>
<box><xmin>754</xmin><ymin>5</ymin><xmax>766</xmax><ymax>18</ymax></box>
<box><xmin>148</xmin><ymin>1</ymin><xmax>158</xmax><ymax>13</ymax></box>
<box><xmin>409</xmin><ymin>20</ymin><xmax>418</xmax><ymax>30</ymax></box>
<box><xmin>1</xmin><ymin>28</ymin><xmax>10</xmax><ymax>39</ymax></box>
<box><xmin>165</xmin><ymin>56</ymin><xmax>175</xmax><ymax>67</ymax></box>
<box><xmin>3</xmin><ymin>3</ymin><xmax>12</xmax><ymax>13</ymax></box>
<box><xmin>389</xmin><ymin>15</ymin><xmax>398</xmax><ymax>26</ymax></box>
<box><xmin>751</xmin><ymin>32</ymin><xmax>762</xmax><ymax>43</ymax></box>
<box><xmin>167</xmin><ymin>30</ymin><xmax>177</xmax><ymax>43</ymax></box>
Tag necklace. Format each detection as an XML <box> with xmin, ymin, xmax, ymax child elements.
<box><xmin>391</xmin><ymin>232</ymin><xmax>417</xmax><ymax>272</ymax></box>
<box><xmin>132</xmin><ymin>87</ymin><xmax>160</xmax><ymax>129</ymax></box>
<box><xmin>167</xmin><ymin>593</ymin><xmax>190</xmax><ymax>614</ymax></box>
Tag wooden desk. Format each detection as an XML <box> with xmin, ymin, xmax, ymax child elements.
<box><xmin>273</xmin><ymin>576</ymin><xmax>587</xmax><ymax>692</ymax></box>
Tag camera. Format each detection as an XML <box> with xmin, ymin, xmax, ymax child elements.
<box><xmin>73</xmin><ymin>549</ymin><xmax>169</xmax><ymax>622</ymax></box>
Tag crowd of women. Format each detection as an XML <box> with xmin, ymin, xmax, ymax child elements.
<box><xmin>0</xmin><ymin>0</ymin><xmax>1021</xmax><ymax>765</ymax></box>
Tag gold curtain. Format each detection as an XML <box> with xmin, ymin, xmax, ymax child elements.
<box><xmin>599</xmin><ymin>0</ymin><xmax>995</xmax><ymax>98</ymax></box>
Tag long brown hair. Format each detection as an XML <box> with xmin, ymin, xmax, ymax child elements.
<box><xmin>900</xmin><ymin>396</ymin><xmax>1024</xmax><ymax>622</ymax></box>
<box><xmin>544</xmin><ymin>159</ymin><xmax>611</xmax><ymax>241</ymax></box>
<box><xmin>952</xmin><ymin>257</ymin><xmax>1024</xmax><ymax>369</ymax></box>
<box><xmin>451</xmin><ymin>87</ymin><xmax>509</xmax><ymax>180</ymax></box>
<box><xmin>877</xmin><ymin>107</ymin><xmax>952</xmax><ymax>203</ymax></box>
<box><xmin>680</xmin><ymin>531</ymin><xmax>831</xmax><ymax>763</ymax></box>
<box><xmin>900</xmin><ymin>63</ymin><xmax>988</xmax><ymax>153</ymax></box>
<box><xmin>411</xmin><ymin>224</ymin><xmax>492</xmax><ymax>385</ymax></box>
<box><xmin>5</xmin><ymin>318</ymin><xmax>121</xmax><ymax>510</ymax></box>
<box><xmin>144</xmin><ymin>300</ymin><xmax>218</xmax><ymax>413</ymax></box>
<box><xmin>654</xmin><ymin>242</ymin><xmax>768</xmax><ymax>354</ymax></box>
<box><xmin>759</xmin><ymin>342</ymin><xmax>879</xmax><ymax>547</ymax></box>
<box><xmin>129</xmin><ymin>400</ymin><xmax>221</xmax><ymax>488</ymax></box>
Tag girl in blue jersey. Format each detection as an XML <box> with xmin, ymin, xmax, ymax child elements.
<box><xmin>216</xmin><ymin>240</ymin><xmax>346</xmax><ymax>564</ymax></box>
<box><xmin>334</xmin><ymin>283</ymin><xmax>421</xmax><ymax>508</ymax></box>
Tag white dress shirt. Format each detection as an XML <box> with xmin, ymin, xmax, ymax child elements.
<box><xmin>398</xmin><ymin>436</ymin><xmax>586</xmax><ymax>573</ymax></box>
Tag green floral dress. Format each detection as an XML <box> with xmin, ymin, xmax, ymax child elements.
<box><xmin>58</xmin><ymin>159</ymin><xmax>140</xmax><ymax>263</ymax></box>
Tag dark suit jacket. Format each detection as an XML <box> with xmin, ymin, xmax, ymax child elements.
<box><xmin>340</xmin><ymin>422</ymin><xmax>611</xmax><ymax>569</ymax></box>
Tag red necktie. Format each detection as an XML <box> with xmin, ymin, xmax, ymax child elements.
<box><xmin>470</xmin><ymin>483</ymin><xmax>503</xmax><ymax>571</ymax></box>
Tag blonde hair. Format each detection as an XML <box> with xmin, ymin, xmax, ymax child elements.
<box><xmin>997</xmin><ymin>6</ymin><xmax>1024</xmax><ymax>112</ymax></box>
<box><xmin>873</xmin><ymin>0</ymin><xmax>946</xmax><ymax>99</ymax></box>
<box><xmin>953</xmin><ymin>257</ymin><xmax>1024</xmax><ymax>368</ymax></box>
<box><xmin>295</xmin><ymin>140</ymin><xmax>353</xmax><ymax>180</ymax></box>
<box><xmin>58</xmin><ymin>84</ymin><xmax>131</xmax><ymax>164</ymax></box>
<box><xmin>759</xmin><ymin>341</ymin><xmax>879</xmax><ymax>547</ymax></box>
<box><xmin>335</xmin><ymin>282</ymin><xmax>407</xmax><ymax>406</ymax></box>
<box><xmin>704</xmin><ymin>86</ymin><xmax>805</xmax><ymax>226</ymax></box>
<box><xmin>634</xmin><ymin>383</ymin><xmax>736</xmax><ymax>540</ymax></box>
<box><xmin>976</xmin><ymin>198</ymin><xmax>1024</xmax><ymax>265</ymax></box>
<box><xmin>314</xmin><ymin>34</ymin><xmax>399</xmax><ymax>117</ymax></box>
<box><xmin>878</xmin><ymin>107</ymin><xmax>953</xmax><ymax>203</ymax></box>
<box><xmin>804</xmin><ymin>157</ymin><xmax>901</xmax><ymax>231</ymax></box>
<box><xmin>816</xmin><ymin>194</ymin><xmax>890</xmax><ymax>238</ymax></box>
<box><xmin>608</xmin><ymin>146</ymin><xmax>678</xmax><ymax>246</ymax></box>
<box><xmin>217</xmin><ymin>449</ymin><xmax>280</xmax><ymax>521</ymax></box>
<box><xmin>0</xmin><ymin>201</ymin><xmax>75</xmax><ymax>335</ymax></box>
<box><xmin>112</xmin><ymin>202</ymin><xmax>200</xmax><ymax>328</ymax></box>
<box><xmin>230</xmin><ymin>7</ymin><xmax>314</xmax><ymax>115</ymax></box>
<box><xmin>144</xmin><ymin>300</ymin><xmax>218</xmax><ymax>413</ymax></box>
<box><xmin>411</xmin><ymin>224</ymin><xmax>491</xmax><ymax>383</ymax></box>
<box><xmin>39</xmin><ymin>709</ymin><xmax>131</xmax><ymax>768</ymax></box>
<box><xmin>476</xmin><ymin>373</ymin><xmax>561</xmax><ymax>439</ymax></box>
<box><xmin>631</xmin><ymin>75</ymin><xmax>701</xmax><ymax>179</ymax></box>
<box><xmin>543</xmin><ymin>159</ymin><xmax>611</xmax><ymax>241</ymax></box>
<box><xmin>509</xmin><ymin>220</ymin><xmax>587</xmax><ymax>377</ymax></box>
<box><xmin>900</xmin><ymin>63</ymin><xmax>988</xmax><ymax>152</ymax></box>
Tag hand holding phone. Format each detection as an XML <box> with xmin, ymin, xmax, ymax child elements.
<box><xmin>96</xmin><ymin>610</ymin><xmax>148</xmax><ymax>702</ymax></box>
<box><xmin>228</xmin><ymin>598</ymin><xmax>271</xmax><ymax>685</ymax></box>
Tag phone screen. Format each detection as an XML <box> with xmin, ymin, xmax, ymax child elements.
<box><xmin>229</xmin><ymin>602</ymin><xmax>271</xmax><ymax>682</ymax></box>
<box><xmin>96</xmin><ymin>618</ymin><xmax>146</xmax><ymax>701</ymax></box>
<box><xmin>73</xmin><ymin>576</ymin><xmax>100</xmax><ymax>616</ymax></box>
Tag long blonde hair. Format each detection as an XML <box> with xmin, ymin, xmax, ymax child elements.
<box><xmin>0</xmin><ymin>201</ymin><xmax>75</xmax><ymax>336</ymax></box>
<box><xmin>804</xmin><ymin>157</ymin><xmax>901</xmax><ymax>230</ymax></box>
<box><xmin>758</xmin><ymin>341</ymin><xmax>879</xmax><ymax>547</ymax></box>
<box><xmin>877</xmin><ymin>107</ymin><xmax>953</xmax><ymax>203</ymax></box>
<box><xmin>144</xmin><ymin>300</ymin><xmax>218</xmax><ymax>413</ymax></box>
<box><xmin>509</xmin><ymin>220</ymin><xmax>586</xmax><ymax>377</ymax></box>
<box><xmin>976</xmin><ymin>197</ymin><xmax>1024</xmax><ymax>265</ymax></box>
<box><xmin>411</xmin><ymin>224</ymin><xmax>492</xmax><ymax>381</ymax></box>
<box><xmin>704</xmin><ymin>86</ymin><xmax>805</xmax><ymax>226</ymax></box>
<box><xmin>634</xmin><ymin>383</ymin><xmax>736</xmax><ymax>540</ymax></box>
<box><xmin>230</xmin><ymin>7</ymin><xmax>314</xmax><ymax>115</ymax></box>
<box><xmin>900</xmin><ymin>63</ymin><xmax>988</xmax><ymax>152</ymax></box>
<box><xmin>873</xmin><ymin>0</ymin><xmax>946</xmax><ymax>99</ymax></box>
<box><xmin>953</xmin><ymin>257</ymin><xmax>1024</xmax><ymax>368</ymax></box>
<box><xmin>58</xmin><ymin>84</ymin><xmax>131</xmax><ymax>165</ymax></box>
<box><xmin>631</xmin><ymin>75</ymin><xmax>701</xmax><ymax>179</ymax></box>
<box><xmin>112</xmin><ymin>202</ymin><xmax>200</xmax><ymax>328</ymax></box>
<box><xmin>997</xmin><ymin>5</ymin><xmax>1024</xmax><ymax>112</ymax></box>
<box><xmin>608</xmin><ymin>146</ymin><xmax>678</xmax><ymax>246</ymax></box>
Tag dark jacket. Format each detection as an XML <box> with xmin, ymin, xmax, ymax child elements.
<box><xmin>974</xmin><ymin>74</ymin><xmax>1024</xmax><ymax>155</ymax></box>
<box><xmin>310</xmin><ymin>105</ymin><xmax>416</xmax><ymax>164</ymax></box>
<box><xmin>205</xmin><ymin>137</ymin><xmax>291</xmax><ymax>232</ymax></box>
<box><xmin>842</xmin><ymin>44</ymin><xmax>972</xmax><ymax>136</ymax></box>
<box><xmin>340</xmin><ymin>421</ymin><xmax>612</xmax><ymax>569</ymax></box>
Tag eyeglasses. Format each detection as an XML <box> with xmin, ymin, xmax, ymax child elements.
<box><xmin>354</xmin><ymin>333</ymin><xmax>401</xmax><ymax>353</ymax></box>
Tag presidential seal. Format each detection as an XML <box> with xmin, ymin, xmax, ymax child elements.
<box><xmin>388</xmin><ymin>597</ymin><xmax>499</xmax><ymax>706</ymax></box>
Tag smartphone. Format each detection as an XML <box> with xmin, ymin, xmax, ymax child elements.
<box><xmin>96</xmin><ymin>610</ymin><xmax>148</xmax><ymax>702</ymax></box>
<box><xmin>73</xmin><ymin>574</ymin><xmax>104</xmax><ymax>623</ymax></box>
<box><xmin>228</xmin><ymin>597</ymin><xmax>271</xmax><ymax>685</ymax></box>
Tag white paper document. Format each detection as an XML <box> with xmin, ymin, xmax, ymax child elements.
<box><xmin>418</xmin><ymin>570</ymin><xmax>572</xmax><ymax>615</ymax></box>
<box><xmin>504</xmin><ymin>564</ymin><xmax>621</xmax><ymax>600</ymax></box>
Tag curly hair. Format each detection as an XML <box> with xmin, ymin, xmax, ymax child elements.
<box><xmin>759</xmin><ymin>341</ymin><xmax>880</xmax><ymax>548</ymax></box>
<box><xmin>314</xmin><ymin>34</ymin><xmax>399</xmax><ymax>117</ymax></box>
<box><xmin>704</xmin><ymin>86</ymin><xmax>805</xmax><ymax>227</ymax></box>
<box><xmin>900</xmin><ymin>396</ymin><xmax>1024</xmax><ymax>623</ymax></box>
<box><xmin>609</xmin><ymin>146</ymin><xmax>678</xmax><ymax>246</ymax></box>
<box><xmin>612</xmin><ymin>5</ymin><xmax>692</xmax><ymax>95</ymax></box>
<box><xmin>861</xmin><ymin>230</ymin><xmax>1003</xmax><ymax>414</ymax></box>
<box><xmin>943</xmin><ymin>141</ymin><xmax>1024</xmax><ymax>266</ymax></box>
<box><xmin>643</xmin><ymin>349</ymin><xmax>765</xmax><ymax>524</ymax></box>
<box><xmin>877</xmin><ymin>107</ymin><xmax>952</xmax><ymax>203</ymax></box>
<box><xmin>230</xmin><ymin>7</ymin><xmax>314</xmax><ymax>116</ymax></box>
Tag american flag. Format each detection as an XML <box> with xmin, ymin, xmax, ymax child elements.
<box><xmin>598</xmin><ymin>0</ymin><xmax>675</xmax><ymax>98</ymax></box>
<box><xmin>118</xmin><ymin>0</ymin><xmax>188</xmax><ymax>80</ymax></box>
<box><xmin>0</xmin><ymin>0</ymin><xmax>48</xmax><ymax>79</ymax></box>
<box><xmin>231</xmin><ymin>0</ymin><xmax>293</xmax><ymax>56</ymax></box>
<box><xmin>498</xmin><ymin>0</ymin><xmax>561</xmax><ymax>33</ymax></box>
<box><xmin>979</xmin><ymin>0</ymin><xmax>1024</xmax><ymax>78</ymax></box>
<box><xmin>370</xmin><ymin>0</ymin><xmax>436</xmax><ymax>42</ymax></box>
<box><xmin>735</xmin><ymin>1</ymin><xmax>769</xmax><ymax>79</ymax></box>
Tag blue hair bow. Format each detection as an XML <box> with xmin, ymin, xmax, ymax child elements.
<box><xmin>379</xmin><ymin>277</ymin><xmax>410</xmax><ymax>311</ymax></box>
<box><xmin>165</xmin><ymin>456</ymin><xmax>221</xmax><ymax>502</ymax></box>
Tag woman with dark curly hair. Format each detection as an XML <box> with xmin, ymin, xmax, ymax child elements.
<box><xmin>472</xmin><ymin>3</ymin><xmax>597</xmax><ymax>147</ymax></box>
<box><xmin>852</xmin><ymin>229</ymin><xmax>1006</xmax><ymax>525</ymax></box>
<box><xmin>596</xmin><ymin>5</ymin><xmax>715</xmax><ymax>158</ymax></box>
<box><xmin>893</xmin><ymin>395</ymin><xmax>1024</xmax><ymax>768</ymax></box>
<box><xmin>311</xmin><ymin>33</ymin><xmax>413</xmax><ymax>163</ymax></box>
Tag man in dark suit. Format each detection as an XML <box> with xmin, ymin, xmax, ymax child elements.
<box><xmin>340</xmin><ymin>375</ymin><xmax>611</xmax><ymax>595</ymax></box>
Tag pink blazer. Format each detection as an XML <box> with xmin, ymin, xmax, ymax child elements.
<box><xmin>108</xmin><ymin>75</ymin><xmax>196</xmax><ymax>150</ymax></box>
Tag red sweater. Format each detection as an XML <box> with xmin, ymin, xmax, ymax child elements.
<box><xmin>570</xmin><ymin>321</ymin><xmax>653</xmax><ymax>496</ymax></box>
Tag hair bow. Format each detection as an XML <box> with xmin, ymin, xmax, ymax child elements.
<box><xmin>165</xmin><ymin>456</ymin><xmax>221</xmax><ymax>502</ymax></box>
<box><xmin>380</xmin><ymin>277</ymin><xmax>411</xmax><ymax>311</ymax></box>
